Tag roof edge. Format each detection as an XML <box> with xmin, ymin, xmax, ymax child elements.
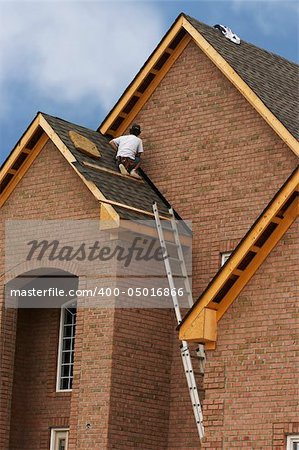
<box><xmin>178</xmin><ymin>166</ymin><xmax>299</xmax><ymax>345</ymax></box>
<box><xmin>0</xmin><ymin>113</ymin><xmax>119</xmax><ymax>224</ymax></box>
<box><xmin>99</xmin><ymin>14</ymin><xmax>299</xmax><ymax>157</ymax></box>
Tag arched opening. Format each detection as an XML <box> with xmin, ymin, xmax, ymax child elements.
<box><xmin>5</xmin><ymin>268</ymin><xmax>78</xmax><ymax>450</ymax></box>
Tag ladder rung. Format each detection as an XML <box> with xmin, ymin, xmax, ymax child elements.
<box><xmin>164</xmin><ymin>240</ymin><xmax>179</xmax><ymax>247</ymax></box>
<box><xmin>153</xmin><ymin>202</ymin><xmax>204</xmax><ymax>441</ymax></box>
<box><xmin>172</xmin><ymin>274</ymin><xmax>187</xmax><ymax>278</ymax></box>
<box><xmin>153</xmin><ymin>207</ymin><xmax>172</xmax><ymax>216</ymax></box>
<box><xmin>168</xmin><ymin>257</ymin><xmax>183</xmax><ymax>263</ymax></box>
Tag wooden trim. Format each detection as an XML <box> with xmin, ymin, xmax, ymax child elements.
<box><xmin>101</xmin><ymin>16</ymin><xmax>298</xmax><ymax>156</ymax></box>
<box><xmin>216</xmin><ymin>197</ymin><xmax>298</xmax><ymax>320</ymax></box>
<box><xmin>38</xmin><ymin>115</ymin><xmax>110</xmax><ymax>202</ymax></box>
<box><xmin>0</xmin><ymin>132</ymin><xmax>49</xmax><ymax>207</ymax></box>
<box><xmin>38</xmin><ymin>115</ymin><xmax>121</xmax><ymax>226</ymax></box>
<box><xmin>181</xmin><ymin>17</ymin><xmax>299</xmax><ymax>157</ymax></box>
<box><xmin>115</xmin><ymin>34</ymin><xmax>191</xmax><ymax>136</ymax></box>
<box><xmin>0</xmin><ymin>113</ymin><xmax>120</xmax><ymax>229</ymax></box>
<box><xmin>0</xmin><ymin>115</ymin><xmax>41</xmax><ymax>182</ymax></box>
<box><xmin>179</xmin><ymin>171</ymin><xmax>299</xmax><ymax>344</ymax></box>
<box><xmin>82</xmin><ymin>160</ymin><xmax>144</xmax><ymax>183</ymax></box>
<box><xmin>120</xmin><ymin>218</ymin><xmax>192</xmax><ymax>246</ymax></box>
<box><xmin>99</xmin><ymin>16</ymin><xmax>185</xmax><ymax>134</ymax></box>
<box><xmin>0</xmin><ymin>112</ymin><xmax>167</xmax><ymax>223</ymax></box>
<box><xmin>99</xmin><ymin>198</ymin><xmax>171</xmax><ymax>220</ymax></box>
<box><xmin>250</xmin><ymin>245</ymin><xmax>260</xmax><ymax>253</ymax></box>
<box><xmin>232</xmin><ymin>269</ymin><xmax>243</xmax><ymax>277</ymax></box>
<box><xmin>179</xmin><ymin>308</ymin><xmax>217</xmax><ymax>343</ymax></box>
<box><xmin>189</xmin><ymin>169</ymin><xmax>299</xmax><ymax>314</ymax></box>
<box><xmin>99</xmin><ymin>203</ymin><xmax>120</xmax><ymax>230</ymax></box>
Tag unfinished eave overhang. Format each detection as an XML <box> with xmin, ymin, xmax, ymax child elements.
<box><xmin>0</xmin><ymin>113</ymin><xmax>179</xmax><ymax>237</ymax></box>
<box><xmin>99</xmin><ymin>14</ymin><xmax>299</xmax><ymax>158</ymax></box>
<box><xmin>0</xmin><ymin>113</ymin><xmax>116</xmax><ymax>226</ymax></box>
<box><xmin>98</xmin><ymin>15</ymin><xmax>190</xmax><ymax>137</ymax></box>
<box><xmin>178</xmin><ymin>167</ymin><xmax>299</xmax><ymax>349</ymax></box>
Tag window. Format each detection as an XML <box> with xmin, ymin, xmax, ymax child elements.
<box><xmin>50</xmin><ymin>429</ymin><xmax>69</xmax><ymax>450</ymax></box>
<box><xmin>221</xmin><ymin>251</ymin><xmax>232</xmax><ymax>266</ymax></box>
<box><xmin>287</xmin><ymin>435</ymin><xmax>299</xmax><ymax>450</ymax></box>
<box><xmin>56</xmin><ymin>306</ymin><xmax>76</xmax><ymax>391</ymax></box>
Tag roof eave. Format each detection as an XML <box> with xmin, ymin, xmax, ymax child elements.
<box><xmin>99</xmin><ymin>15</ymin><xmax>299</xmax><ymax>157</ymax></box>
<box><xmin>178</xmin><ymin>167</ymin><xmax>299</xmax><ymax>347</ymax></box>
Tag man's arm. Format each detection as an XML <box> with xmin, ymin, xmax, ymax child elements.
<box><xmin>137</xmin><ymin>139</ymin><xmax>143</xmax><ymax>155</ymax></box>
<box><xmin>109</xmin><ymin>140</ymin><xmax>118</xmax><ymax>152</ymax></box>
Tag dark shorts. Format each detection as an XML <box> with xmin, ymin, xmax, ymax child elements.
<box><xmin>116</xmin><ymin>156</ymin><xmax>140</xmax><ymax>170</ymax></box>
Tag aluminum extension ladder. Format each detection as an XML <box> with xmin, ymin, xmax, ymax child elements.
<box><xmin>152</xmin><ymin>202</ymin><xmax>205</xmax><ymax>440</ymax></box>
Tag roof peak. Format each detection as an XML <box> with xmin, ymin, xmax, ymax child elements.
<box><xmin>182</xmin><ymin>13</ymin><xmax>298</xmax><ymax>67</ymax></box>
<box><xmin>99</xmin><ymin>12</ymin><xmax>298</xmax><ymax>149</ymax></box>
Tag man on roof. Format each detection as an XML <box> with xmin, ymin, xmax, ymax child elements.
<box><xmin>109</xmin><ymin>123</ymin><xmax>143</xmax><ymax>179</ymax></box>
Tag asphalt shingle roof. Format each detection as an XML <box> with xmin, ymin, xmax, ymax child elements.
<box><xmin>185</xmin><ymin>15</ymin><xmax>299</xmax><ymax>140</ymax></box>
<box><xmin>42</xmin><ymin>113</ymin><xmax>170</xmax><ymax>220</ymax></box>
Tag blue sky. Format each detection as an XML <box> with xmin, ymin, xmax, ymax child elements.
<box><xmin>0</xmin><ymin>1</ymin><xmax>298</xmax><ymax>165</ymax></box>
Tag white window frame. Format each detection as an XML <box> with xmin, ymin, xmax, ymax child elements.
<box><xmin>50</xmin><ymin>428</ymin><xmax>69</xmax><ymax>450</ymax></box>
<box><xmin>221</xmin><ymin>251</ymin><xmax>232</xmax><ymax>266</ymax></box>
<box><xmin>287</xmin><ymin>435</ymin><xmax>299</xmax><ymax>450</ymax></box>
<box><xmin>56</xmin><ymin>304</ymin><xmax>76</xmax><ymax>392</ymax></box>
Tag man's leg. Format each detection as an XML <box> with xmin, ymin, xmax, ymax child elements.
<box><xmin>117</xmin><ymin>157</ymin><xmax>130</xmax><ymax>175</ymax></box>
<box><xmin>129</xmin><ymin>157</ymin><xmax>142</xmax><ymax>179</ymax></box>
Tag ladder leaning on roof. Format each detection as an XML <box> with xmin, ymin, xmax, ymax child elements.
<box><xmin>152</xmin><ymin>202</ymin><xmax>205</xmax><ymax>440</ymax></box>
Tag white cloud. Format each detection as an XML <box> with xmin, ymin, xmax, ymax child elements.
<box><xmin>0</xmin><ymin>2</ymin><xmax>164</xmax><ymax>114</ymax></box>
<box><xmin>231</xmin><ymin>0</ymin><xmax>299</xmax><ymax>37</ymax></box>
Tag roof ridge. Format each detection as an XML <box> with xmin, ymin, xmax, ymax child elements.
<box><xmin>183</xmin><ymin>13</ymin><xmax>299</xmax><ymax>67</ymax></box>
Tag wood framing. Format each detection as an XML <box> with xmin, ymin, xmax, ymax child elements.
<box><xmin>111</xmin><ymin>34</ymin><xmax>191</xmax><ymax>137</ymax></box>
<box><xmin>178</xmin><ymin>167</ymin><xmax>299</xmax><ymax>345</ymax></box>
<box><xmin>119</xmin><ymin>218</ymin><xmax>192</xmax><ymax>247</ymax></box>
<box><xmin>181</xmin><ymin>17</ymin><xmax>299</xmax><ymax>157</ymax></box>
<box><xmin>98</xmin><ymin>15</ymin><xmax>187</xmax><ymax>136</ymax></box>
<box><xmin>0</xmin><ymin>113</ymin><xmax>169</xmax><ymax>225</ymax></box>
<box><xmin>99</xmin><ymin>203</ymin><xmax>120</xmax><ymax>230</ymax></box>
<box><xmin>0</xmin><ymin>121</ymin><xmax>49</xmax><ymax>208</ymax></box>
<box><xmin>82</xmin><ymin>160</ymin><xmax>144</xmax><ymax>183</ymax></box>
<box><xmin>99</xmin><ymin>14</ymin><xmax>299</xmax><ymax>157</ymax></box>
<box><xmin>0</xmin><ymin>112</ymin><xmax>118</xmax><ymax>225</ymax></box>
<box><xmin>180</xmin><ymin>308</ymin><xmax>217</xmax><ymax>344</ymax></box>
<box><xmin>99</xmin><ymin>198</ymin><xmax>171</xmax><ymax>220</ymax></box>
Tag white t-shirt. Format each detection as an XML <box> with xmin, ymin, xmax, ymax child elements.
<box><xmin>112</xmin><ymin>135</ymin><xmax>143</xmax><ymax>160</ymax></box>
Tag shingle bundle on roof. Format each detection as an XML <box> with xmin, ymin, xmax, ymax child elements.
<box><xmin>42</xmin><ymin>113</ymin><xmax>170</xmax><ymax>220</ymax></box>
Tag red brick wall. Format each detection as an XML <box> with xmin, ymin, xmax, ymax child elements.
<box><xmin>202</xmin><ymin>222</ymin><xmax>298</xmax><ymax>448</ymax></box>
<box><xmin>9</xmin><ymin>308</ymin><xmax>71</xmax><ymax>450</ymax></box>
<box><xmin>133</xmin><ymin>39</ymin><xmax>298</xmax><ymax>447</ymax></box>
<box><xmin>68</xmin><ymin>306</ymin><xmax>115</xmax><ymax>450</ymax></box>
<box><xmin>107</xmin><ymin>308</ymin><xmax>174</xmax><ymax>449</ymax></box>
<box><xmin>0</xmin><ymin>140</ymin><xmax>100</xmax><ymax>449</ymax></box>
<box><xmin>0</xmin><ymin>36</ymin><xmax>297</xmax><ymax>450</ymax></box>
<box><xmin>0</xmin><ymin>139</ymin><xmax>177</xmax><ymax>450</ymax></box>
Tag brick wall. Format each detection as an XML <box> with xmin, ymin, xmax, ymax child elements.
<box><xmin>202</xmin><ymin>222</ymin><xmax>298</xmax><ymax>448</ymax></box>
<box><xmin>107</xmin><ymin>307</ymin><xmax>174</xmax><ymax>449</ymax></box>
<box><xmin>0</xmin><ymin>139</ymin><xmax>177</xmax><ymax>449</ymax></box>
<box><xmin>0</xmin><ymin>140</ymin><xmax>100</xmax><ymax>449</ymax></box>
<box><xmin>9</xmin><ymin>308</ymin><xmax>71</xmax><ymax>450</ymax></box>
<box><xmin>0</xmin><ymin>36</ymin><xmax>298</xmax><ymax>450</ymax></box>
<box><xmin>133</xmin><ymin>39</ymin><xmax>298</xmax><ymax>447</ymax></box>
